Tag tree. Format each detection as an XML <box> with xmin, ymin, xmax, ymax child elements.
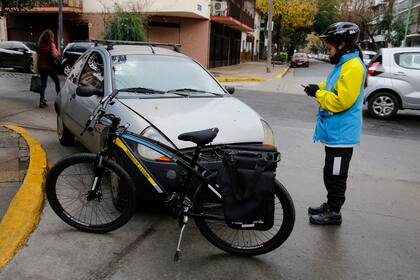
<box><xmin>307</xmin><ymin>32</ymin><xmax>323</xmax><ymax>53</ymax></box>
<box><xmin>0</xmin><ymin>0</ymin><xmax>49</xmax><ymax>16</ymax></box>
<box><xmin>103</xmin><ymin>4</ymin><xmax>148</xmax><ymax>41</ymax></box>
<box><xmin>380</xmin><ymin>3</ymin><xmax>406</xmax><ymax>47</ymax></box>
<box><xmin>340</xmin><ymin>0</ymin><xmax>386</xmax><ymax>51</ymax></box>
<box><xmin>313</xmin><ymin>0</ymin><xmax>340</xmax><ymax>34</ymax></box>
<box><xmin>257</xmin><ymin>0</ymin><xmax>316</xmax><ymax>51</ymax></box>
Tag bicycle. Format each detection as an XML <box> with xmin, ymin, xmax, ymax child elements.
<box><xmin>46</xmin><ymin>86</ymin><xmax>295</xmax><ymax>260</ymax></box>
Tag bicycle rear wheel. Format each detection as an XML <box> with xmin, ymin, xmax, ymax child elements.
<box><xmin>193</xmin><ymin>180</ymin><xmax>295</xmax><ymax>256</ymax></box>
<box><xmin>46</xmin><ymin>153</ymin><xmax>136</xmax><ymax>233</ymax></box>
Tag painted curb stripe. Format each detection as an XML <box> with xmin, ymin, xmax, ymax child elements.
<box><xmin>0</xmin><ymin>125</ymin><xmax>47</xmax><ymax>268</ymax></box>
<box><xmin>215</xmin><ymin>66</ymin><xmax>289</xmax><ymax>83</ymax></box>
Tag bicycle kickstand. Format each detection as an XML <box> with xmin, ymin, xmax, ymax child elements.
<box><xmin>174</xmin><ymin>207</ymin><xmax>189</xmax><ymax>262</ymax></box>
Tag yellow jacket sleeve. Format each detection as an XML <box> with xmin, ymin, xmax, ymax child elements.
<box><xmin>317</xmin><ymin>82</ymin><xmax>326</xmax><ymax>90</ymax></box>
<box><xmin>315</xmin><ymin>61</ymin><xmax>364</xmax><ymax>113</ymax></box>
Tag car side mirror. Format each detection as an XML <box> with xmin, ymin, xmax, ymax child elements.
<box><xmin>224</xmin><ymin>86</ymin><xmax>235</xmax><ymax>94</ymax></box>
<box><xmin>76</xmin><ymin>85</ymin><xmax>102</xmax><ymax>97</ymax></box>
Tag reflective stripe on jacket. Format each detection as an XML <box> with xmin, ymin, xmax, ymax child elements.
<box><xmin>313</xmin><ymin>51</ymin><xmax>366</xmax><ymax>145</ymax></box>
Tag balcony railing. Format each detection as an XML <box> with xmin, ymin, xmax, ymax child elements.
<box><xmin>37</xmin><ymin>0</ymin><xmax>83</xmax><ymax>9</ymax></box>
<box><xmin>211</xmin><ymin>0</ymin><xmax>255</xmax><ymax>29</ymax></box>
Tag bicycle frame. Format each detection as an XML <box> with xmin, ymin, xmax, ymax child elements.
<box><xmin>112</xmin><ymin>132</ymin><xmax>222</xmax><ymax>201</ymax></box>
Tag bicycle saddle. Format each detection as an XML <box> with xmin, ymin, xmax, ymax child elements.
<box><xmin>178</xmin><ymin>128</ymin><xmax>219</xmax><ymax>146</ymax></box>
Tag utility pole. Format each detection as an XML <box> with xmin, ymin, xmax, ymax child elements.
<box><xmin>58</xmin><ymin>0</ymin><xmax>64</xmax><ymax>53</ymax></box>
<box><xmin>402</xmin><ymin>0</ymin><xmax>413</xmax><ymax>47</ymax></box>
<box><xmin>266</xmin><ymin>0</ymin><xmax>273</xmax><ymax>73</ymax></box>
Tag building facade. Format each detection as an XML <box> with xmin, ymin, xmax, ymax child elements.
<box><xmin>209</xmin><ymin>0</ymin><xmax>255</xmax><ymax>67</ymax></box>
<box><xmin>395</xmin><ymin>0</ymin><xmax>420</xmax><ymax>46</ymax></box>
<box><xmin>2</xmin><ymin>0</ymin><xmax>259</xmax><ymax>67</ymax></box>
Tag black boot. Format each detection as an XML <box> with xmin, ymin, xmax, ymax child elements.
<box><xmin>308</xmin><ymin>202</ymin><xmax>329</xmax><ymax>215</ymax></box>
<box><xmin>310</xmin><ymin>210</ymin><xmax>342</xmax><ymax>225</ymax></box>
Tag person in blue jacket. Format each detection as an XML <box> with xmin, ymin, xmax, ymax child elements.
<box><xmin>304</xmin><ymin>22</ymin><xmax>366</xmax><ymax>225</ymax></box>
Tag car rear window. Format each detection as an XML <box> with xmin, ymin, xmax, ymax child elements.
<box><xmin>394</xmin><ymin>52</ymin><xmax>420</xmax><ymax>70</ymax></box>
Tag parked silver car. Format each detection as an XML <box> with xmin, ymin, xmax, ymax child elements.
<box><xmin>364</xmin><ymin>47</ymin><xmax>420</xmax><ymax>119</ymax></box>
<box><xmin>54</xmin><ymin>41</ymin><xmax>276</xmax><ymax>198</ymax></box>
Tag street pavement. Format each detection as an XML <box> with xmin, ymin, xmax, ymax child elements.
<box><xmin>0</xmin><ymin>61</ymin><xmax>420</xmax><ymax>279</ymax></box>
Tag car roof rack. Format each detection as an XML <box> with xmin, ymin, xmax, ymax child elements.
<box><xmin>92</xmin><ymin>40</ymin><xmax>181</xmax><ymax>53</ymax></box>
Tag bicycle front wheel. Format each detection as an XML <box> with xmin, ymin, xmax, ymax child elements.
<box><xmin>193</xmin><ymin>180</ymin><xmax>295</xmax><ymax>256</ymax></box>
<box><xmin>46</xmin><ymin>153</ymin><xmax>136</xmax><ymax>233</ymax></box>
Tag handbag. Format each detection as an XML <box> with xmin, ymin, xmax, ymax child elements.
<box><xmin>30</xmin><ymin>75</ymin><xmax>42</xmax><ymax>93</ymax></box>
<box><xmin>217</xmin><ymin>148</ymin><xmax>278</xmax><ymax>231</ymax></box>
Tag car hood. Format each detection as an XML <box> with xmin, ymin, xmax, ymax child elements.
<box><xmin>118</xmin><ymin>96</ymin><xmax>264</xmax><ymax>149</ymax></box>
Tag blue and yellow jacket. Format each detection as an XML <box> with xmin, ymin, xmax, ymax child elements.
<box><xmin>313</xmin><ymin>51</ymin><xmax>366</xmax><ymax>145</ymax></box>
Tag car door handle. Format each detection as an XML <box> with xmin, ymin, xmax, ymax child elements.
<box><xmin>394</xmin><ymin>72</ymin><xmax>406</xmax><ymax>76</ymax></box>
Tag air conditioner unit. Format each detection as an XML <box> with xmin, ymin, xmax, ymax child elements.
<box><xmin>212</xmin><ymin>1</ymin><xmax>228</xmax><ymax>16</ymax></box>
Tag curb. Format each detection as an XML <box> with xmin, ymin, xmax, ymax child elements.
<box><xmin>215</xmin><ymin>66</ymin><xmax>289</xmax><ymax>83</ymax></box>
<box><xmin>0</xmin><ymin>125</ymin><xmax>47</xmax><ymax>268</ymax></box>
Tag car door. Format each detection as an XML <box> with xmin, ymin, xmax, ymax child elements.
<box><xmin>10</xmin><ymin>42</ymin><xmax>30</xmax><ymax>68</ymax></box>
<box><xmin>0</xmin><ymin>42</ymin><xmax>14</xmax><ymax>67</ymax></box>
<box><xmin>392</xmin><ymin>51</ymin><xmax>420</xmax><ymax>109</ymax></box>
<box><xmin>63</xmin><ymin>51</ymin><xmax>105</xmax><ymax>152</ymax></box>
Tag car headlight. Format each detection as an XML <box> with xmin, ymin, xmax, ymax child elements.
<box><xmin>261</xmin><ymin>119</ymin><xmax>275</xmax><ymax>147</ymax></box>
<box><xmin>138</xmin><ymin>126</ymin><xmax>175</xmax><ymax>160</ymax></box>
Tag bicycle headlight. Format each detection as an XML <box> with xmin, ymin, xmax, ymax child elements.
<box><xmin>261</xmin><ymin>119</ymin><xmax>275</xmax><ymax>147</ymax></box>
<box><xmin>138</xmin><ymin>126</ymin><xmax>175</xmax><ymax>160</ymax></box>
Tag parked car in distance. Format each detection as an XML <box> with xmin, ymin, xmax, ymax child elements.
<box><xmin>364</xmin><ymin>47</ymin><xmax>420</xmax><ymax>119</ymax></box>
<box><xmin>55</xmin><ymin>41</ymin><xmax>276</xmax><ymax>199</ymax></box>
<box><xmin>0</xmin><ymin>41</ymin><xmax>37</xmax><ymax>73</ymax></box>
<box><xmin>61</xmin><ymin>41</ymin><xmax>94</xmax><ymax>76</ymax></box>
<box><xmin>291</xmin><ymin>52</ymin><xmax>309</xmax><ymax>67</ymax></box>
<box><xmin>363</xmin><ymin>50</ymin><xmax>377</xmax><ymax>65</ymax></box>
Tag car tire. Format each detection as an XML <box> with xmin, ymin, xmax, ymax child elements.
<box><xmin>63</xmin><ymin>62</ymin><xmax>72</xmax><ymax>76</ymax></box>
<box><xmin>27</xmin><ymin>59</ymin><xmax>35</xmax><ymax>73</ymax></box>
<box><xmin>57</xmin><ymin>114</ymin><xmax>75</xmax><ymax>146</ymax></box>
<box><xmin>368</xmin><ymin>91</ymin><xmax>399</xmax><ymax>120</ymax></box>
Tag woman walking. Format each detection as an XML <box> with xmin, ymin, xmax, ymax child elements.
<box><xmin>36</xmin><ymin>30</ymin><xmax>61</xmax><ymax>108</ymax></box>
<box><xmin>303</xmin><ymin>22</ymin><xmax>367</xmax><ymax>225</ymax></box>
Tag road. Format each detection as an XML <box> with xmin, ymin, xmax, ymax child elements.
<box><xmin>0</xmin><ymin>61</ymin><xmax>420</xmax><ymax>280</ymax></box>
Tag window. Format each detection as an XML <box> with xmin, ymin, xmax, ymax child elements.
<box><xmin>79</xmin><ymin>52</ymin><xmax>104</xmax><ymax>92</ymax></box>
<box><xmin>394</xmin><ymin>52</ymin><xmax>420</xmax><ymax>70</ymax></box>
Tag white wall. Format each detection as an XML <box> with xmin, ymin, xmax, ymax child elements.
<box><xmin>83</xmin><ymin>0</ymin><xmax>210</xmax><ymax>19</ymax></box>
<box><xmin>0</xmin><ymin>17</ymin><xmax>6</xmax><ymax>41</ymax></box>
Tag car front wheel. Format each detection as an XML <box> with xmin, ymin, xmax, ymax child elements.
<box><xmin>368</xmin><ymin>91</ymin><xmax>399</xmax><ymax>120</ymax></box>
<box><xmin>57</xmin><ymin>114</ymin><xmax>75</xmax><ymax>146</ymax></box>
<box><xmin>63</xmin><ymin>63</ymin><xmax>72</xmax><ymax>76</ymax></box>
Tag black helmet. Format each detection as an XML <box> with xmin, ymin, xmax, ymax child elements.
<box><xmin>320</xmin><ymin>22</ymin><xmax>360</xmax><ymax>44</ymax></box>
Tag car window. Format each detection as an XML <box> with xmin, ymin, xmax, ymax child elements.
<box><xmin>79</xmin><ymin>52</ymin><xmax>104</xmax><ymax>93</ymax></box>
<box><xmin>112</xmin><ymin>55</ymin><xmax>226</xmax><ymax>96</ymax></box>
<box><xmin>370</xmin><ymin>53</ymin><xmax>382</xmax><ymax>65</ymax></box>
<box><xmin>394</xmin><ymin>52</ymin><xmax>420</xmax><ymax>70</ymax></box>
<box><xmin>24</xmin><ymin>42</ymin><xmax>36</xmax><ymax>51</ymax></box>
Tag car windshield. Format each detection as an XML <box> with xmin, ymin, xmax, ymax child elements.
<box><xmin>294</xmin><ymin>53</ymin><xmax>307</xmax><ymax>58</ymax></box>
<box><xmin>112</xmin><ymin>55</ymin><xmax>226</xmax><ymax>97</ymax></box>
<box><xmin>364</xmin><ymin>54</ymin><xmax>375</xmax><ymax>59</ymax></box>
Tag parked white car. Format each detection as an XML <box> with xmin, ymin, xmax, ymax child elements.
<box><xmin>364</xmin><ymin>47</ymin><xmax>420</xmax><ymax>119</ymax></box>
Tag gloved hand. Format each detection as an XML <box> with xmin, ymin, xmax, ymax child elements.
<box><xmin>304</xmin><ymin>84</ymin><xmax>319</xmax><ymax>97</ymax></box>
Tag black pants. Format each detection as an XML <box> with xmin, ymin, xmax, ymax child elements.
<box><xmin>39</xmin><ymin>68</ymin><xmax>60</xmax><ymax>102</ymax></box>
<box><xmin>324</xmin><ymin>146</ymin><xmax>353</xmax><ymax>212</ymax></box>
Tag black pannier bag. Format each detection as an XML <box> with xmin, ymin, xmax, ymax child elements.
<box><xmin>217</xmin><ymin>146</ymin><xmax>279</xmax><ymax>230</ymax></box>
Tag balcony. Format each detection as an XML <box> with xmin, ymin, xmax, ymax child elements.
<box><xmin>30</xmin><ymin>0</ymin><xmax>83</xmax><ymax>13</ymax></box>
<box><xmin>211</xmin><ymin>0</ymin><xmax>255</xmax><ymax>32</ymax></box>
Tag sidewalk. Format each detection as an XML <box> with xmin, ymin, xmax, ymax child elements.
<box><xmin>0</xmin><ymin>126</ymin><xmax>28</xmax><ymax>220</ymax></box>
<box><xmin>0</xmin><ymin>125</ymin><xmax>47</xmax><ymax>268</ymax></box>
<box><xmin>210</xmin><ymin>61</ymin><xmax>289</xmax><ymax>82</ymax></box>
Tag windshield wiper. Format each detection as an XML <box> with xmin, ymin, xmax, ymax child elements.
<box><xmin>118</xmin><ymin>87</ymin><xmax>165</xmax><ymax>94</ymax></box>
<box><xmin>166</xmin><ymin>88</ymin><xmax>221</xmax><ymax>96</ymax></box>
